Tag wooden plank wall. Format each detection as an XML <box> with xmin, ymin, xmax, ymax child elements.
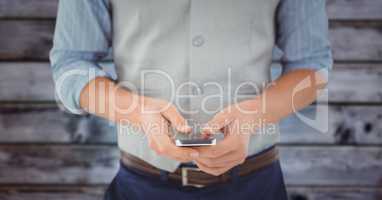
<box><xmin>0</xmin><ymin>0</ymin><xmax>381</xmax><ymax>199</ymax></box>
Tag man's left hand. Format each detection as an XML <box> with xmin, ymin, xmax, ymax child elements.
<box><xmin>193</xmin><ymin>99</ymin><xmax>262</xmax><ymax>176</ymax></box>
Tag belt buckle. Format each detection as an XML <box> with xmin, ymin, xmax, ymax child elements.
<box><xmin>181</xmin><ymin>167</ymin><xmax>204</xmax><ymax>188</ymax></box>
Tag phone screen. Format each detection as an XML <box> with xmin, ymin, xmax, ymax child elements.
<box><xmin>175</xmin><ymin>138</ymin><xmax>217</xmax><ymax>147</ymax></box>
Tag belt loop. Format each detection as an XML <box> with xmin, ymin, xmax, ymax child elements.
<box><xmin>159</xmin><ymin>170</ymin><xmax>169</xmax><ymax>182</ymax></box>
<box><xmin>230</xmin><ymin>166</ymin><xmax>240</xmax><ymax>184</ymax></box>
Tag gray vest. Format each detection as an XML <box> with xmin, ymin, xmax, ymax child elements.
<box><xmin>110</xmin><ymin>0</ymin><xmax>280</xmax><ymax>172</ymax></box>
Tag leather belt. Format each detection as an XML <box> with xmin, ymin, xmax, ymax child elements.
<box><xmin>121</xmin><ymin>147</ymin><xmax>278</xmax><ymax>188</ymax></box>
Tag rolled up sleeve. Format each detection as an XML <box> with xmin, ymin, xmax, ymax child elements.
<box><xmin>50</xmin><ymin>0</ymin><xmax>113</xmax><ymax>114</ymax></box>
<box><xmin>276</xmin><ymin>0</ymin><xmax>333</xmax><ymax>79</ymax></box>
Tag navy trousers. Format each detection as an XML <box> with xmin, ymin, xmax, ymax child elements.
<box><xmin>104</xmin><ymin>157</ymin><xmax>288</xmax><ymax>200</ymax></box>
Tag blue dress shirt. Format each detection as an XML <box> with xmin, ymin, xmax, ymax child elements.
<box><xmin>50</xmin><ymin>0</ymin><xmax>332</xmax><ymax>114</ymax></box>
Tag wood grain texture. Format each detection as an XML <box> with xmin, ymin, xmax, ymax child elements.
<box><xmin>0</xmin><ymin>21</ymin><xmax>54</xmax><ymax>60</ymax></box>
<box><xmin>0</xmin><ymin>0</ymin><xmax>58</xmax><ymax>19</ymax></box>
<box><xmin>1</xmin><ymin>20</ymin><xmax>382</xmax><ymax>61</ymax></box>
<box><xmin>287</xmin><ymin>187</ymin><xmax>382</xmax><ymax>200</ymax></box>
<box><xmin>326</xmin><ymin>63</ymin><xmax>382</xmax><ymax>103</ymax></box>
<box><xmin>0</xmin><ymin>145</ymin><xmax>380</xmax><ymax>186</ymax></box>
<box><xmin>279</xmin><ymin>105</ymin><xmax>382</xmax><ymax>145</ymax></box>
<box><xmin>1</xmin><ymin>0</ymin><xmax>382</xmax><ymax>20</ymax></box>
<box><xmin>1</xmin><ymin>62</ymin><xmax>382</xmax><ymax>103</ymax></box>
<box><xmin>0</xmin><ymin>104</ymin><xmax>116</xmax><ymax>144</ymax></box>
<box><xmin>0</xmin><ymin>63</ymin><xmax>54</xmax><ymax>101</ymax></box>
<box><xmin>0</xmin><ymin>145</ymin><xmax>120</xmax><ymax>184</ymax></box>
<box><xmin>1</xmin><ymin>104</ymin><xmax>382</xmax><ymax>145</ymax></box>
<box><xmin>280</xmin><ymin>146</ymin><xmax>382</xmax><ymax>186</ymax></box>
<box><xmin>0</xmin><ymin>186</ymin><xmax>106</xmax><ymax>200</ymax></box>
<box><xmin>0</xmin><ymin>62</ymin><xmax>115</xmax><ymax>101</ymax></box>
<box><xmin>330</xmin><ymin>22</ymin><xmax>382</xmax><ymax>61</ymax></box>
<box><xmin>327</xmin><ymin>0</ymin><xmax>382</xmax><ymax>20</ymax></box>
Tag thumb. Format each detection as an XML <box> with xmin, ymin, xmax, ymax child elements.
<box><xmin>202</xmin><ymin>112</ymin><xmax>233</xmax><ymax>136</ymax></box>
<box><xmin>161</xmin><ymin>105</ymin><xmax>191</xmax><ymax>133</ymax></box>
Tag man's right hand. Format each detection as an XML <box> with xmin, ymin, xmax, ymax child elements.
<box><xmin>116</xmin><ymin>93</ymin><xmax>200</xmax><ymax>162</ymax></box>
<box><xmin>80</xmin><ymin>77</ymin><xmax>199</xmax><ymax>163</ymax></box>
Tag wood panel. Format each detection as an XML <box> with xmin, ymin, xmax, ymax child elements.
<box><xmin>1</xmin><ymin>62</ymin><xmax>382</xmax><ymax>103</ymax></box>
<box><xmin>280</xmin><ymin>146</ymin><xmax>382</xmax><ymax>186</ymax></box>
<box><xmin>1</xmin><ymin>0</ymin><xmax>382</xmax><ymax>20</ymax></box>
<box><xmin>279</xmin><ymin>105</ymin><xmax>382</xmax><ymax>145</ymax></box>
<box><xmin>325</xmin><ymin>63</ymin><xmax>382</xmax><ymax>103</ymax></box>
<box><xmin>0</xmin><ymin>63</ymin><xmax>54</xmax><ymax>101</ymax></box>
<box><xmin>7</xmin><ymin>106</ymin><xmax>139</xmax><ymax>143</ymax></box>
<box><xmin>0</xmin><ymin>0</ymin><xmax>58</xmax><ymax>19</ymax></box>
<box><xmin>330</xmin><ymin>22</ymin><xmax>382</xmax><ymax>61</ymax></box>
<box><xmin>0</xmin><ymin>21</ymin><xmax>54</xmax><ymax>61</ymax></box>
<box><xmin>327</xmin><ymin>0</ymin><xmax>382</xmax><ymax>20</ymax></box>
<box><xmin>0</xmin><ymin>145</ymin><xmax>120</xmax><ymax>184</ymax></box>
<box><xmin>287</xmin><ymin>187</ymin><xmax>382</xmax><ymax>200</ymax></box>
<box><xmin>0</xmin><ymin>104</ymin><xmax>116</xmax><ymax>144</ymax></box>
<box><xmin>1</xmin><ymin>104</ymin><xmax>382</xmax><ymax>145</ymax></box>
<box><xmin>0</xmin><ymin>187</ymin><xmax>106</xmax><ymax>200</ymax></box>
<box><xmin>0</xmin><ymin>145</ymin><xmax>380</xmax><ymax>186</ymax></box>
<box><xmin>0</xmin><ymin>62</ymin><xmax>115</xmax><ymax>101</ymax></box>
<box><xmin>1</xmin><ymin>20</ymin><xmax>382</xmax><ymax>61</ymax></box>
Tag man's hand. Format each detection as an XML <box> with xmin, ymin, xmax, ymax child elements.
<box><xmin>118</xmin><ymin>93</ymin><xmax>199</xmax><ymax>163</ymax></box>
<box><xmin>80</xmin><ymin>77</ymin><xmax>199</xmax><ymax>163</ymax></box>
<box><xmin>192</xmin><ymin>69</ymin><xmax>328</xmax><ymax>176</ymax></box>
<box><xmin>194</xmin><ymin>100</ymin><xmax>262</xmax><ymax>176</ymax></box>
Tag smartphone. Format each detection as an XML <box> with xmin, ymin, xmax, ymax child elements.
<box><xmin>173</xmin><ymin>120</ymin><xmax>218</xmax><ymax>147</ymax></box>
<box><xmin>175</xmin><ymin>138</ymin><xmax>217</xmax><ymax>147</ymax></box>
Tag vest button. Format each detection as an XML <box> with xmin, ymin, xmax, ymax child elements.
<box><xmin>190</xmin><ymin>85</ymin><xmax>204</xmax><ymax>95</ymax></box>
<box><xmin>192</xmin><ymin>35</ymin><xmax>205</xmax><ymax>47</ymax></box>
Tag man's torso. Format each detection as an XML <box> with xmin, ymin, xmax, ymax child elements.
<box><xmin>110</xmin><ymin>0</ymin><xmax>280</xmax><ymax>172</ymax></box>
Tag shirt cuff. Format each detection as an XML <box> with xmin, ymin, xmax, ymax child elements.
<box><xmin>281</xmin><ymin>58</ymin><xmax>332</xmax><ymax>82</ymax></box>
<box><xmin>53</xmin><ymin>60</ymin><xmax>111</xmax><ymax>115</ymax></box>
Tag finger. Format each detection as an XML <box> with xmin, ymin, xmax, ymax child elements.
<box><xmin>161</xmin><ymin>105</ymin><xmax>191</xmax><ymax>133</ymax></box>
<box><xmin>149</xmin><ymin>117</ymin><xmax>198</xmax><ymax>162</ymax></box>
<box><xmin>147</xmin><ymin>135</ymin><xmax>159</xmax><ymax>151</ymax></box>
<box><xmin>140</xmin><ymin>114</ymin><xmax>166</xmax><ymax>135</ymax></box>
<box><xmin>156</xmin><ymin>137</ymin><xmax>199</xmax><ymax>162</ymax></box>
<box><xmin>195</xmin><ymin>129</ymin><xmax>237</xmax><ymax>158</ymax></box>
<box><xmin>202</xmin><ymin>111</ymin><xmax>233</xmax><ymax>135</ymax></box>
<box><xmin>195</xmin><ymin>140</ymin><xmax>233</xmax><ymax>159</ymax></box>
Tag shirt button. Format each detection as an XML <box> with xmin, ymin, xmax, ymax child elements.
<box><xmin>193</xmin><ymin>86</ymin><xmax>204</xmax><ymax>95</ymax></box>
<box><xmin>192</xmin><ymin>35</ymin><xmax>205</xmax><ymax>47</ymax></box>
